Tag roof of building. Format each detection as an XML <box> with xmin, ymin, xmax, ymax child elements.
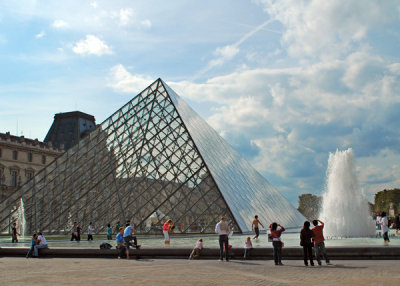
<box><xmin>0</xmin><ymin>132</ymin><xmax>63</xmax><ymax>152</ymax></box>
<box><xmin>44</xmin><ymin>111</ymin><xmax>96</xmax><ymax>150</ymax></box>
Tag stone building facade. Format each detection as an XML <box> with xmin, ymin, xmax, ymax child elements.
<box><xmin>0</xmin><ymin>132</ymin><xmax>64</xmax><ymax>200</ymax></box>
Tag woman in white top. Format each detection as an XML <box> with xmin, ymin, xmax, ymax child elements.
<box><xmin>380</xmin><ymin>212</ymin><xmax>390</xmax><ymax>245</ymax></box>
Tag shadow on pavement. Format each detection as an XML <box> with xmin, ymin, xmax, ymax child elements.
<box><xmin>283</xmin><ymin>263</ymin><xmax>367</xmax><ymax>269</ymax></box>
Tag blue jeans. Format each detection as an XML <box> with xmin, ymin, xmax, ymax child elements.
<box><xmin>314</xmin><ymin>242</ymin><xmax>329</xmax><ymax>264</ymax></box>
<box><xmin>219</xmin><ymin>235</ymin><xmax>229</xmax><ymax>260</ymax></box>
<box><xmin>33</xmin><ymin>244</ymin><xmax>48</xmax><ymax>256</ymax></box>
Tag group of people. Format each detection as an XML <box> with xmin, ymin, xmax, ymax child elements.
<box><xmin>213</xmin><ymin>215</ymin><xmax>331</xmax><ymax>266</ymax></box>
<box><xmin>115</xmin><ymin>220</ymin><xmax>141</xmax><ymax>259</ymax></box>
<box><xmin>26</xmin><ymin>232</ymin><xmax>48</xmax><ymax>258</ymax></box>
<box><xmin>14</xmin><ymin>213</ymin><xmax>395</xmax><ymax>263</ymax></box>
<box><xmin>299</xmin><ymin>219</ymin><xmax>330</xmax><ymax>266</ymax></box>
<box><xmin>70</xmin><ymin>221</ymin><xmax>96</xmax><ymax>241</ymax></box>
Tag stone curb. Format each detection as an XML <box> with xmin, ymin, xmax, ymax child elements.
<box><xmin>1</xmin><ymin>246</ymin><xmax>399</xmax><ymax>259</ymax></box>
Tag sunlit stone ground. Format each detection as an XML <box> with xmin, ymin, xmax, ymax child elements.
<box><xmin>1</xmin><ymin>257</ymin><xmax>400</xmax><ymax>286</ymax></box>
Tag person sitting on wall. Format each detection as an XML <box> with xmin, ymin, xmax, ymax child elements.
<box><xmin>123</xmin><ymin>221</ymin><xmax>141</xmax><ymax>253</ymax></box>
<box><xmin>189</xmin><ymin>238</ymin><xmax>203</xmax><ymax>260</ymax></box>
<box><xmin>26</xmin><ymin>233</ymin><xmax>38</xmax><ymax>258</ymax></box>
<box><xmin>33</xmin><ymin>232</ymin><xmax>48</xmax><ymax>257</ymax></box>
<box><xmin>116</xmin><ymin>227</ymin><xmax>127</xmax><ymax>259</ymax></box>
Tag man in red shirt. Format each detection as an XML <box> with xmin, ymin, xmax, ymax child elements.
<box><xmin>312</xmin><ymin>219</ymin><xmax>330</xmax><ymax>266</ymax></box>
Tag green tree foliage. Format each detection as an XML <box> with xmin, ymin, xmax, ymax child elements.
<box><xmin>297</xmin><ymin>194</ymin><xmax>322</xmax><ymax>220</ymax></box>
<box><xmin>374</xmin><ymin>189</ymin><xmax>400</xmax><ymax>215</ymax></box>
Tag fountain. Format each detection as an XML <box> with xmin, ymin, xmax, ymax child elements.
<box><xmin>320</xmin><ymin>148</ymin><xmax>376</xmax><ymax>237</ymax></box>
<box><xmin>16</xmin><ymin>198</ymin><xmax>26</xmax><ymax>238</ymax></box>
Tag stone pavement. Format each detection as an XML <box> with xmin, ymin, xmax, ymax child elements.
<box><xmin>1</xmin><ymin>258</ymin><xmax>400</xmax><ymax>286</ymax></box>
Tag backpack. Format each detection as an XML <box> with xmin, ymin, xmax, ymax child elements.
<box><xmin>100</xmin><ymin>242</ymin><xmax>112</xmax><ymax>249</ymax></box>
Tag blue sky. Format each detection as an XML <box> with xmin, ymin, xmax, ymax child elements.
<box><xmin>1</xmin><ymin>0</ymin><xmax>399</xmax><ymax>206</ymax></box>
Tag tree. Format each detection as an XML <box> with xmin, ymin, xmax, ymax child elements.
<box><xmin>297</xmin><ymin>194</ymin><xmax>322</xmax><ymax>220</ymax></box>
<box><xmin>374</xmin><ymin>188</ymin><xmax>400</xmax><ymax>216</ymax></box>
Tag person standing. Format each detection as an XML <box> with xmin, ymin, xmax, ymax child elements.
<box><xmin>163</xmin><ymin>219</ymin><xmax>173</xmax><ymax>245</ymax></box>
<box><xmin>76</xmin><ymin>222</ymin><xmax>82</xmax><ymax>241</ymax></box>
<box><xmin>252</xmin><ymin>215</ymin><xmax>264</xmax><ymax>239</ymax></box>
<box><xmin>106</xmin><ymin>223</ymin><xmax>112</xmax><ymax>240</ymax></box>
<box><xmin>215</xmin><ymin>217</ymin><xmax>231</xmax><ymax>261</ymax></box>
<box><xmin>394</xmin><ymin>213</ymin><xmax>400</xmax><ymax>235</ymax></box>
<box><xmin>269</xmin><ymin>222</ymin><xmax>285</xmax><ymax>265</ymax></box>
<box><xmin>11</xmin><ymin>222</ymin><xmax>20</xmax><ymax>243</ymax></box>
<box><xmin>312</xmin><ymin>219</ymin><xmax>330</xmax><ymax>265</ymax></box>
<box><xmin>33</xmin><ymin>232</ymin><xmax>48</xmax><ymax>257</ymax></box>
<box><xmin>115</xmin><ymin>221</ymin><xmax>120</xmax><ymax>235</ymax></box>
<box><xmin>300</xmin><ymin>221</ymin><xmax>314</xmax><ymax>266</ymax></box>
<box><xmin>380</xmin><ymin>212</ymin><xmax>390</xmax><ymax>245</ymax></box>
<box><xmin>71</xmin><ymin>221</ymin><xmax>78</xmax><ymax>241</ymax></box>
<box><xmin>376</xmin><ymin>214</ymin><xmax>382</xmax><ymax>237</ymax></box>
<box><xmin>87</xmin><ymin>222</ymin><xmax>94</xmax><ymax>241</ymax></box>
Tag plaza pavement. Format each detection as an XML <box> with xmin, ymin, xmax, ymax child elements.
<box><xmin>1</xmin><ymin>257</ymin><xmax>400</xmax><ymax>285</ymax></box>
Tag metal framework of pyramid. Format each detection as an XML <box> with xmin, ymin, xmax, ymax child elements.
<box><xmin>0</xmin><ymin>79</ymin><xmax>305</xmax><ymax>235</ymax></box>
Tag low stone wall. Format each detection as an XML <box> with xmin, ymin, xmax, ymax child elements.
<box><xmin>1</xmin><ymin>246</ymin><xmax>399</xmax><ymax>260</ymax></box>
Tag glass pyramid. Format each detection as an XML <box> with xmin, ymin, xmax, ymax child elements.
<box><xmin>0</xmin><ymin>79</ymin><xmax>305</xmax><ymax>235</ymax></box>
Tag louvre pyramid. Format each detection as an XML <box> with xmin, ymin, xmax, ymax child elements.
<box><xmin>0</xmin><ymin>79</ymin><xmax>305</xmax><ymax>235</ymax></box>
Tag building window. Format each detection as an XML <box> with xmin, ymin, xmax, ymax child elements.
<box><xmin>28</xmin><ymin>152</ymin><xmax>33</xmax><ymax>162</ymax></box>
<box><xmin>11</xmin><ymin>171</ymin><xmax>17</xmax><ymax>187</ymax></box>
<box><xmin>0</xmin><ymin>169</ymin><xmax>4</xmax><ymax>185</ymax></box>
<box><xmin>26</xmin><ymin>171</ymin><xmax>33</xmax><ymax>181</ymax></box>
<box><xmin>0</xmin><ymin>148</ymin><xmax>2</xmax><ymax>157</ymax></box>
<box><xmin>42</xmin><ymin>155</ymin><xmax>46</xmax><ymax>164</ymax></box>
<box><xmin>12</xmin><ymin>150</ymin><xmax>18</xmax><ymax>160</ymax></box>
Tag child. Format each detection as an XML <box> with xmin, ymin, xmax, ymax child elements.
<box><xmin>107</xmin><ymin>223</ymin><xmax>112</xmax><ymax>240</ymax></box>
<box><xmin>244</xmin><ymin>236</ymin><xmax>253</xmax><ymax>259</ymax></box>
<box><xmin>189</xmin><ymin>238</ymin><xmax>203</xmax><ymax>260</ymax></box>
<box><xmin>26</xmin><ymin>233</ymin><xmax>37</xmax><ymax>258</ymax></box>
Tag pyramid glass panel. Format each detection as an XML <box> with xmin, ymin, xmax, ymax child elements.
<box><xmin>0</xmin><ymin>78</ymin><xmax>305</xmax><ymax>235</ymax></box>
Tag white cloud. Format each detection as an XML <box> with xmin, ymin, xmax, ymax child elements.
<box><xmin>357</xmin><ymin>149</ymin><xmax>400</xmax><ymax>200</ymax></box>
<box><xmin>72</xmin><ymin>35</ymin><xmax>113</xmax><ymax>56</ymax></box>
<box><xmin>108</xmin><ymin>7</ymin><xmax>151</xmax><ymax>28</ymax></box>
<box><xmin>209</xmin><ymin>45</ymin><xmax>240</xmax><ymax>68</ymax></box>
<box><xmin>140</xmin><ymin>19</ymin><xmax>152</xmax><ymax>28</ymax></box>
<box><xmin>208</xmin><ymin>97</ymin><xmax>269</xmax><ymax>130</ymax></box>
<box><xmin>199</xmin><ymin>19</ymin><xmax>274</xmax><ymax>75</ymax></box>
<box><xmin>35</xmin><ymin>31</ymin><xmax>46</xmax><ymax>39</ymax></box>
<box><xmin>118</xmin><ymin>8</ymin><xmax>134</xmax><ymax>26</ymax></box>
<box><xmin>108</xmin><ymin>64</ymin><xmax>153</xmax><ymax>93</ymax></box>
<box><xmin>52</xmin><ymin>20</ymin><xmax>69</xmax><ymax>29</ymax></box>
<box><xmin>90</xmin><ymin>1</ymin><xmax>97</xmax><ymax>8</ymax></box>
<box><xmin>256</xmin><ymin>0</ymin><xmax>400</xmax><ymax>60</ymax></box>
